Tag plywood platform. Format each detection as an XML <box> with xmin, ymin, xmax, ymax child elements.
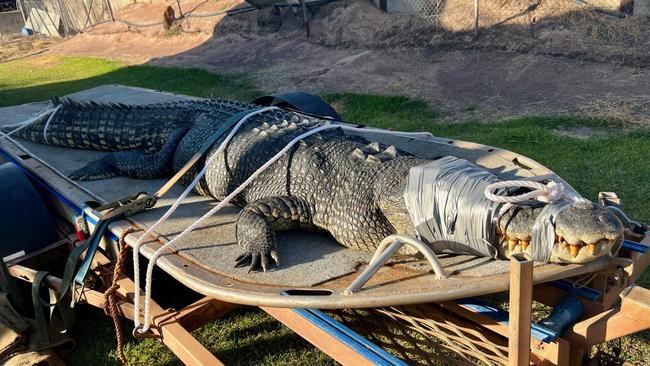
<box><xmin>0</xmin><ymin>85</ymin><xmax>622</xmax><ymax>309</ymax></box>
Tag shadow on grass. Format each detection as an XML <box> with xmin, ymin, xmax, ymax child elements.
<box><xmin>0</xmin><ymin>60</ymin><xmax>263</xmax><ymax>108</ymax></box>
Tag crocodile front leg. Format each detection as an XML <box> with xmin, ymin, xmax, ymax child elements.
<box><xmin>235</xmin><ymin>196</ymin><xmax>313</xmax><ymax>272</ymax></box>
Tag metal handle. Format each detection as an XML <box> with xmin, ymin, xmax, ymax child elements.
<box><xmin>344</xmin><ymin>235</ymin><xmax>447</xmax><ymax>295</ymax></box>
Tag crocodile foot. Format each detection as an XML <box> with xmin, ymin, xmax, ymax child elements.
<box><xmin>69</xmin><ymin>155</ymin><xmax>118</xmax><ymax>181</ymax></box>
<box><xmin>235</xmin><ymin>209</ymin><xmax>280</xmax><ymax>272</ymax></box>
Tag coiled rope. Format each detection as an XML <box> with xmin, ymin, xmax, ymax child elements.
<box><xmin>104</xmin><ymin>228</ymin><xmax>140</xmax><ymax>365</ymax></box>
<box><xmin>485</xmin><ymin>179</ymin><xmax>590</xmax><ymax>204</ymax></box>
<box><xmin>484</xmin><ymin>179</ymin><xmax>590</xmax><ymax>221</ymax></box>
<box><xmin>484</xmin><ymin>180</ymin><xmax>567</xmax><ymax>205</ymax></box>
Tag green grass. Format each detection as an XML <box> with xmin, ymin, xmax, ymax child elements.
<box><xmin>0</xmin><ymin>56</ymin><xmax>262</xmax><ymax>106</ymax></box>
<box><xmin>2</xmin><ymin>55</ymin><xmax>649</xmax><ymax>364</ymax></box>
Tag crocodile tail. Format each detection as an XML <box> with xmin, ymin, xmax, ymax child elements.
<box><xmin>6</xmin><ymin>98</ymin><xmax>198</xmax><ymax>152</ymax></box>
<box><xmin>1</xmin><ymin>100</ymin><xmax>59</xmax><ymax>142</ymax></box>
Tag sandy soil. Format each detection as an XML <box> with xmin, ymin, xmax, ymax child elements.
<box><xmin>49</xmin><ymin>0</ymin><xmax>650</xmax><ymax>123</ymax></box>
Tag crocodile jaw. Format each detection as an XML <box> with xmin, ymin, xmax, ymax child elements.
<box><xmin>497</xmin><ymin>201</ymin><xmax>623</xmax><ymax>263</ymax></box>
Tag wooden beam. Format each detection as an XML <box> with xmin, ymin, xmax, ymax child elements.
<box><xmin>262</xmin><ymin>307</ymin><xmax>377</xmax><ymax>366</ymax></box>
<box><xmin>508</xmin><ymin>254</ymin><xmax>533</xmax><ymax>366</ymax></box>
<box><xmin>533</xmin><ymin>283</ymin><xmax>607</xmax><ymax>319</ymax></box>
<box><xmin>172</xmin><ymin>297</ymin><xmax>240</xmax><ymax>332</ymax></box>
<box><xmin>563</xmin><ymin>285</ymin><xmax>650</xmax><ymax>347</ymax></box>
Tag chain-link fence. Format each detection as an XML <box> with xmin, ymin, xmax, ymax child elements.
<box><xmin>365</xmin><ymin>0</ymin><xmax>648</xmax><ymax>65</ymax></box>
<box><xmin>17</xmin><ymin>0</ymin><xmax>114</xmax><ymax>36</ymax></box>
<box><xmin>372</xmin><ymin>0</ymin><xmax>633</xmax><ymax>31</ymax></box>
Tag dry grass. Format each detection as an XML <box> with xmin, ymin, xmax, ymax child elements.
<box><xmin>579</xmin><ymin>96</ymin><xmax>650</xmax><ymax>127</ymax></box>
<box><xmin>0</xmin><ymin>36</ymin><xmax>60</xmax><ymax>63</ymax></box>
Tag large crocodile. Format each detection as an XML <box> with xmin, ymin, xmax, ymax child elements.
<box><xmin>6</xmin><ymin>97</ymin><xmax>623</xmax><ymax>271</ymax></box>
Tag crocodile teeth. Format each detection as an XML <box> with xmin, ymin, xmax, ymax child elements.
<box><xmin>508</xmin><ymin>239</ymin><xmax>517</xmax><ymax>252</ymax></box>
<box><xmin>587</xmin><ymin>244</ymin><xmax>596</xmax><ymax>255</ymax></box>
<box><xmin>520</xmin><ymin>240</ymin><xmax>529</xmax><ymax>250</ymax></box>
<box><xmin>570</xmin><ymin>245</ymin><xmax>580</xmax><ymax>258</ymax></box>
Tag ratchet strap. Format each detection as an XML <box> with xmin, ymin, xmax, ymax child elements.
<box><xmin>154</xmin><ymin>108</ymin><xmax>259</xmax><ymax>198</ymax></box>
<box><xmin>252</xmin><ymin>91</ymin><xmax>342</xmax><ymax>121</ymax></box>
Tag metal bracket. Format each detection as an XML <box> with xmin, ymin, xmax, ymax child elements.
<box><xmin>95</xmin><ymin>191</ymin><xmax>158</xmax><ymax>220</ymax></box>
<box><xmin>132</xmin><ymin>325</ymin><xmax>162</xmax><ymax>339</ymax></box>
<box><xmin>604</xmin><ymin>205</ymin><xmax>648</xmax><ymax>236</ymax></box>
<box><xmin>344</xmin><ymin>235</ymin><xmax>447</xmax><ymax>295</ymax></box>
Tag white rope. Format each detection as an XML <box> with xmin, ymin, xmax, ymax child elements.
<box><xmin>138</xmin><ymin>123</ymin><xmax>339</xmax><ymax>332</ymax></box>
<box><xmin>484</xmin><ymin>179</ymin><xmax>590</xmax><ymax>220</ymax></box>
<box><xmin>0</xmin><ymin>105</ymin><xmax>58</xmax><ymax>140</ymax></box>
<box><xmin>43</xmin><ymin>104</ymin><xmax>63</xmax><ymax>144</ymax></box>
<box><xmin>484</xmin><ymin>180</ymin><xmax>566</xmax><ymax>205</ymax></box>
<box><xmin>131</xmin><ymin>106</ymin><xmax>280</xmax><ymax>332</ymax></box>
<box><xmin>132</xmin><ymin>116</ymin><xmax>438</xmax><ymax>333</ymax></box>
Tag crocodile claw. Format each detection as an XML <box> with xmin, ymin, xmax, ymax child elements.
<box><xmin>234</xmin><ymin>249</ymin><xmax>279</xmax><ymax>272</ymax></box>
<box><xmin>234</xmin><ymin>252</ymin><xmax>252</xmax><ymax>268</ymax></box>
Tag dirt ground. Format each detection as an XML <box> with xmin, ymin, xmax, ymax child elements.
<box><xmin>42</xmin><ymin>0</ymin><xmax>650</xmax><ymax>123</ymax></box>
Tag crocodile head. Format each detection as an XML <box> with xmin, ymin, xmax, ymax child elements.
<box><xmin>497</xmin><ymin>201</ymin><xmax>623</xmax><ymax>263</ymax></box>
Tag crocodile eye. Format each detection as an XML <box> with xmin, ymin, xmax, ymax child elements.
<box><xmin>597</xmin><ymin>212</ymin><xmax>614</xmax><ymax>224</ymax></box>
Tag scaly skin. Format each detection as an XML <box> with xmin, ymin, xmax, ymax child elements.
<box><xmin>6</xmin><ymin>98</ymin><xmax>623</xmax><ymax>271</ymax></box>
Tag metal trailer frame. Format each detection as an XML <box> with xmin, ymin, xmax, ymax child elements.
<box><xmin>2</xmin><ymin>136</ymin><xmax>649</xmax><ymax>366</ymax></box>
<box><xmin>1</xmin><ymin>88</ymin><xmax>649</xmax><ymax>365</ymax></box>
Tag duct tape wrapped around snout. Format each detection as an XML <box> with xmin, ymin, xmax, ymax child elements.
<box><xmin>530</xmin><ymin>200</ymin><xmax>573</xmax><ymax>262</ymax></box>
<box><xmin>403</xmin><ymin>156</ymin><xmax>570</xmax><ymax>263</ymax></box>
<box><xmin>403</xmin><ymin>156</ymin><xmax>503</xmax><ymax>258</ymax></box>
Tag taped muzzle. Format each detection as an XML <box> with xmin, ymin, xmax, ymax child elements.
<box><xmin>403</xmin><ymin>156</ymin><xmax>569</xmax><ymax>262</ymax></box>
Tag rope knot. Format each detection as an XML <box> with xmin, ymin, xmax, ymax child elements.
<box><xmin>484</xmin><ymin>179</ymin><xmax>566</xmax><ymax>205</ymax></box>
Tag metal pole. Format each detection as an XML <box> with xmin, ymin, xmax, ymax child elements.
<box><xmin>175</xmin><ymin>0</ymin><xmax>183</xmax><ymax>18</ymax></box>
<box><xmin>56</xmin><ymin>0</ymin><xmax>71</xmax><ymax>36</ymax></box>
<box><xmin>508</xmin><ymin>253</ymin><xmax>533</xmax><ymax>366</ymax></box>
<box><xmin>17</xmin><ymin>0</ymin><xmax>27</xmax><ymax>24</ymax></box>
<box><xmin>473</xmin><ymin>0</ymin><xmax>479</xmax><ymax>39</ymax></box>
<box><xmin>105</xmin><ymin>0</ymin><xmax>115</xmax><ymax>22</ymax></box>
